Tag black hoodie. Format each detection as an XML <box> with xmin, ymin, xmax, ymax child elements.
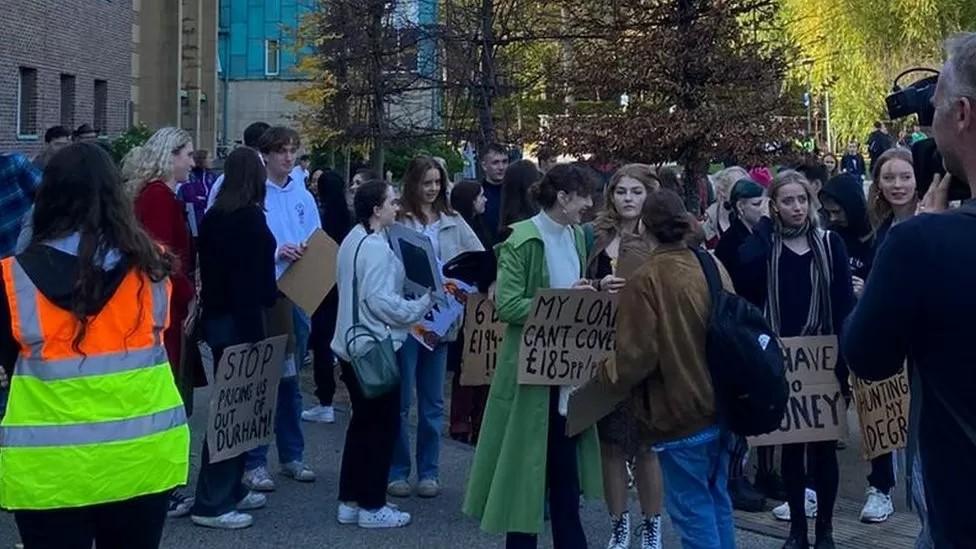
<box><xmin>819</xmin><ymin>175</ymin><xmax>874</xmax><ymax>280</ymax></box>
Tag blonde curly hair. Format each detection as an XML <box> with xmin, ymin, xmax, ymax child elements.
<box><xmin>122</xmin><ymin>127</ymin><xmax>192</xmax><ymax>196</ymax></box>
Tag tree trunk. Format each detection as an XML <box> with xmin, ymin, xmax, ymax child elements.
<box><xmin>676</xmin><ymin>0</ymin><xmax>705</xmax><ymax>215</ymax></box>
<box><xmin>367</xmin><ymin>0</ymin><xmax>386</xmax><ymax>173</ymax></box>
<box><xmin>475</xmin><ymin>0</ymin><xmax>497</xmax><ymax>158</ymax></box>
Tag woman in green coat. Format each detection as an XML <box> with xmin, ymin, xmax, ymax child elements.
<box><xmin>463</xmin><ymin>164</ymin><xmax>604</xmax><ymax>548</ymax></box>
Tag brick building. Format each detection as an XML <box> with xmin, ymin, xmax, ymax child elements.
<box><xmin>0</xmin><ymin>1</ymin><xmax>133</xmax><ymax>156</ymax></box>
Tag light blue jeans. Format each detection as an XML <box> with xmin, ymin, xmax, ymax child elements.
<box><xmin>244</xmin><ymin>307</ymin><xmax>310</xmax><ymax>470</ymax></box>
<box><xmin>390</xmin><ymin>337</ymin><xmax>448</xmax><ymax>482</ymax></box>
<box><xmin>656</xmin><ymin>429</ymin><xmax>736</xmax><ymax>549</ymax></box>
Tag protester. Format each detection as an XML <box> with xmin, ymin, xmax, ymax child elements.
<box><xmin>703</xmin><ymin>167</ymin><xmax>749</xmax><ymax>247</ymax></box>
<box><xmin>843</xmin><ymin>33</ymin><xmax>976</xmax><ymax>548</ymax></box>
<box><xmin>32</xmin><ymin>125</ymin><xmax>72</xmax><ymax>170</ymax></box>
<box><xmin>189</xmin><ymin>147</ymin><xmax>276</xmax><ymax>529</ymax></box>
<box><xmin>0</xmin><ymin>151</ymin><xmax>41</xmax><ymax>258</ymax></box>
<box><xmin>72</xmin><ymin>123</ymin><xmax>99</xmax><ymax>141</ymax></box>
<box><xmin>498</xmin><ymin>159</ymin><xmax>542</xmax><ymax>241</ymax></box>
<box><xmin>178</xmin><ymin>149</ymin><xmax>218</xmax><ymax>238</ymax></box>
<box><xmin>714</xmin><ymin>178</ymin><xmax>766</xmax><ymax>286</ymax></box>
<box><xmin>349</xmin><ymin>168</ymin><xmax>380</xmax><ymax>210</ymax></box>
<box><xmin>821</xmin><ymin>153</ymin><xmax>839</xmax><ymax>177</ymax></box>
<box><xmin>206</xmin><ymin>121</ymin><xmax>271</xmax><ymax>210</ymax></box>
<box><xmin>332</xmin><ymin>180</ymin><xmax>433</xmax><ymax>529</ymax></box>
<box><xmin>122</xmin><ymin>127</ymin><xmax>199</xmax><ymax>518</ymax></box>
<box><xmin>292</xmin><ymin>154</ymin><xmax>311</xmax><ymax>186</ymax></box>
<box><xmin>584</xmin><ymin>164</ymin><xmax>664</xmax><ymax>549</ymax></box>
<box><xmin>603</xmin><ymin>188</ymin><xmax>734</xmax><ymax>549</ymax></box>
<box><xmin>303</xmin><ymin>169</ymin><xmax>354</xmax><ymax>425</ymax></box>
<box><xmin>479</xmin><ymin>143</ymin><xmax>511</xmax><ymax>243</ymax></box>
<box><xmin>0</xmin><ymin>142</ymin><xmax>190</xmax><ymax>547</ymax></box>
<box><xmin>818</xmin><ymin>172</ymin><xmax>897</xmax><ymax>523</ymax></box>
<box><xmin>738</xmin><ymin>170</ymin><xmax>855</xmax><ymax>549</ymax></box>
<box><xmin>447</xmin><ymin>180</ymin><xmax>494</xmax><ymax>444</ymax></box>
<box><xmin>242</xmin><ymin>126</ymin><xmax>320</xmax><ymax>491</ymax></box>
<box><xmin>866</xmin><ymin>121</ymin><xmax>894</xmax><ymax>171</ymax></box>
<box><xmin>868</xmin><ymin>148</ymin><xmax>918</xmax><ymax>247</ymax></box>
<box><xmin>389</xmin><ymin>156</ymin><xmax>484</xmax><ymax>499</ymax></box>
<box><xmin>464</xmin><ymin>163</ymin><xmax>602</xmax><ymax>549</ymax></box>
<box><xmin>840</xmin><ymin>142</ymin><xmax>867</xmax><ymax>181</ymax></box>
<box><xmin>796</xmin><ymin>163</ymin><xmax>830</xmax><ymax>196</ymax></box>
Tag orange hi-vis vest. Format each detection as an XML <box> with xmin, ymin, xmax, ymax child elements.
<box><xmin>0</xmin><ymin>256</ymin><xmax>190</xmax><ymax>510</ymax></box>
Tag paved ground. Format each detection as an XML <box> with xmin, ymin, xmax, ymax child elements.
<box><xmin>0</xmin><ymin>373</ymin><xmax>918</xmax><ymax>548</ymax></box>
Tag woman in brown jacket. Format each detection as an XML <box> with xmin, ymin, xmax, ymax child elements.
<box><xmin>584</xmin><ymin>164</ymin><xmax>664</xmax><ymax>549</ymax></box>
<box><xmin>606</xmin><ymin>189</ymin><xmax>736</xmax><ymax>549</ymax></box>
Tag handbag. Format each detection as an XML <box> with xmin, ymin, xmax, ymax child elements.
<box><xmin>344</xmin><ymin>236</ymin><xmax>400</xmax><ymax>399</ymax></box>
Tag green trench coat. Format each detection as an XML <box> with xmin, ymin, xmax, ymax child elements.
<box><xmin>462</xmin><ymin>219</ymin><xmax>604</xmax><ymax>535</ymax></box>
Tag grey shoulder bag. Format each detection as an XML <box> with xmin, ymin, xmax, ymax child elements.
<box><xmin>344</xmin><ymin>236</ymin><xmax>400</xmax><ymax>399</ymax></box>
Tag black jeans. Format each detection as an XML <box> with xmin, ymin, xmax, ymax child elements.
<box><xmin>782</xmin><ymin>441</ymin><xmax>839</xmax><ymax>536</ymax></box>
<box><xmin>15</xmin><ymin>491</ymin><xmax>169</xmax><ymax>549</ymax></box>
<box><xmin>311</xmin><ymin>289</ymin><xmax>339</xmax><ymax>406</ymax></box>
<box><xmin>337</xmin><ymin>359</ymin><xmax>400</xmax><ymax>510</ymax></box>
<box><xmin>506</xmin><ymin>388</ymin><xmax>587</xmax><ymax>549</ymax></box>
<box><xmin>868</xmin><ymin>451</ymin><xmax>896</xmax><ymax>494</ymax></box>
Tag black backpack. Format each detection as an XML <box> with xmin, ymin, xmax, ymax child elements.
<box><xmin>692</xmin><ymin>248</ymin><xmax>789</xmax><ymax>437</ymax></box>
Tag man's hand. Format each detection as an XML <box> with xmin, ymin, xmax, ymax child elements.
<box><xmin>599</xmin><ymin>275</ymin><xmax>626</xmax><ymax>294</ymax></box>
<box><xmin>918</xmin><ymin>173</ymin><xmax>952</xmax><ymax>214</ymax></box>
<box><xmin>278</xmin><ymin>243</ymin><xmax>306</xmax><ymax>262</ymax></box>
<box><xmin>852</xmin><ymin>276</ymin><xmax>865</xmax><ymax>298</ymax></box>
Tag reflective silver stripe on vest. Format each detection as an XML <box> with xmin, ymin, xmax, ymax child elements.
<box><xmin>0</xmin><ymin>405</ymin><xmax>187</xmax><ymax>448</ymax></box>
<box><xmin>15</xmin><ymin>346</ymin><xmax>168</xmax><ymax>381</ymax></box>
<box><xmin>151</xmin><ymin>280</ymin><xmax>169</xmax><ymax>346</ymax></box>
<box><xmin>9</xmin><ymin>260</ymin><xmax>43</xmax><ymax>359</ymax></box>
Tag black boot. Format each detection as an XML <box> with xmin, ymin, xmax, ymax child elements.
<box><xmin>782</xmin><ymin>533</ymin><xmax>810</xmax><ymax>549</ymax></box>
<box><xmin>814</xmin><ymin>522</ymin><xmax>835</xmax><ymax>549</ymax></box>
<box><xmin>729</xmin><ymin>476</ymin><xmax>765</xmax><ymax>512</ymax></box>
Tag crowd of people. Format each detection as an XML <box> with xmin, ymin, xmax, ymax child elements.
<box><xmin>0</xmin><ymin>31</ymin><xmax>974</xmax><ymax>549</ymax></box>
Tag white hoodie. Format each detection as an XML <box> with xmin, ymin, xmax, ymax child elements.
<box><xmin>264</xmin><ymin>176</ymin><xmax>322</xmax><ymax>279</ymax></box>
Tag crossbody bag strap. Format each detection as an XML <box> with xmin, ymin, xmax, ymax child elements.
<box><xmin>351</xmin><ymin>235</ymin><xmax>370</xmax><ymax>325</ymax></box>
<box><xmin>691</xmin><ymin>247</ymin><xmax>722</xmax><ymax>319</ymax></box>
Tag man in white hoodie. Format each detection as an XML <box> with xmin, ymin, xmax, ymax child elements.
<box><xmin>241</xmin><ymin>126</ymin><xmax>323</xmax><ymax>493</ymax></box>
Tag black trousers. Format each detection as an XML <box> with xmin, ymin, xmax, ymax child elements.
<box><xmin>337</xmin><ymin>359</ymin><xmax>400</xmax><ymax>510</ymax></box>
<box><xmin>868</xmin><ymin>452</ymin><xmax>896</xmax><ymax>494</ymax></box>
<box><xmin>782</xmin><ymin>441</ymin><xmax>838</xmax><ymax>536</ymax></box>
<box><xmin>15</xmin><ymin>491</ymin><xmax>169</xmax><ymax>549</ymax></box>
<box><xmin>506</xmin><ymin>388</ymin><xmax>587</xmax><ymax>549</ymax></box>
<box><xmin>310</xmin><ymin>289</ymin><xmax>339</xmax><ymax>406</ymax></box>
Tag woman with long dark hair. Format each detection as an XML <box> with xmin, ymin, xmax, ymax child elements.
<box><xmin>498</xmin><ymin>159</ymin><xmax>542</xmax><ymax>240</ymax></box>
<box><xmin>738</xmin><ymin>171</ymin><xmax>855</xmax><ymax>549</ymax></box>
<box><xmin>332</xmin><ymin>180</ymin><xmax>433</xmax><ymax>528</ymax></box>
<box><xmin>303</xmin><ymin>169</ymin><xmax>355</xmax><ymax>424</ymax></box>
<box><xmin>188</xmin><ymin>148</ymin><xmax>278</xmax><ymax>529</ymax></box>
<box><xmin>0</xmin><ymin>143</ymin><xmax>190</xmax><ymax>548</ymax></box>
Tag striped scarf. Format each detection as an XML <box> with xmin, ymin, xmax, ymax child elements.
<box><xmin>765</xmin><ymin>220</ymin><xmax>833</xmax><ymax>336</ymax></box>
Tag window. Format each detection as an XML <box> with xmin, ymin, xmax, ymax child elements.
<box><xmin>265</xmin><ymin>39</ymin><xmax>280</xmax><ymax>76</ymax></box>
<box><xmin>60</xmin><ymin>74</ymin><xmax>76</xmax><ymax>128</ymax></box>
<box><xmin>17</xmin><ymin>67</ymin><xmax>38</xmax><ymax>138</ymax></box>
<box><xmin>94</xmin><ymin>80</ymin><xmax>108</xmax><ymax>135</ymax></box>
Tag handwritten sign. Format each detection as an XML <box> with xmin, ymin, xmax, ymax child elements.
<box><xmin>206</xmin><ymin>335</ymin><xmax>288</xmax><ymax>462</ymax></box>
<box><xmin>749</xmin><ymin>336</ymin><xmax>847</xmax><ymax>447</ymax></box>
<box><xmin>853</xmin><ymin>369</ymin><xmax>910</xmax><ymax>460</ymax></box>
<box><xmin>410</xmin><ymin>279</ymin><xmax>475</xmax><ymax>350</ymax></box>
<box><xmin>517</xmin><ymin>290</ymin><xmax>618</xmax><ymax>386</ymax></box>
<box><xmin>460</xmin><ymin>294</ymin><xmax>505</xmax><ymax>386</ymax></box>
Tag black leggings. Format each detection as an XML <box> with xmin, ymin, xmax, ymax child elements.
<box><xmin>310</xmin><ymin>289</ymin><xmax>339</xmax><ymax>406</ymax></box>
<box><xmin>782</xmin><ymin>441</ymin><xmax>838</xmax><ymax>536</ymax></box>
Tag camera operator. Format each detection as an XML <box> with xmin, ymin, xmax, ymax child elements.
<box><xmin>842</xmin><ymin>32</ymin><xmax>976</xmax><ymax>548</ymax></box>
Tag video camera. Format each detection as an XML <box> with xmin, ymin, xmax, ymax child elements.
<box><xmin>885</xmin><ymin>68</ymin><xmax>970</xmax><ymax>200</ymax></box>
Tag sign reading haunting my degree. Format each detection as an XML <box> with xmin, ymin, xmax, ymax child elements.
<box><xmin>206</xmin><ymin>335</ymin><xmax>288</xmax><ymax>463</ymax></box>
<box><xmin>853</xmin><ymin>369</ymin><xmax>910</xmax><ymax>461</ymax></box>
<box><xmin>749</xmin><ymin>335</ymin><xmax>847</xmax><ymax>447</ymax></box>
<box><xmin>517</xmin><ymin>290</ymin><xmax>618</xmax><ymax>386</ymax></box>
<box><xmin>460</xmin><ymin>294</ymin><xmax>505</xmax><ymax>386</ymax></box>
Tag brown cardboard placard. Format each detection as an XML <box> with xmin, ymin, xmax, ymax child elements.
<box><xmin>749</xmin><ymin>335</ymin><xmax>848</xmax><ymax>446</ymax></box>
<box><xmin>278</xmin><ymin>229</ymin><xmax>339</xmax><ymax>316</ymax></box>
<box><xmin>516</xmin><ymin>290</ymin><xmax>618</xmax><ymax>386</ymax></box>
<box><xmin>460</xmin><ymin>294</ymin><xmax>505</xmax><ymax>386</ymax></box>
<box><xmin>852</xmin><ymin>369</ymin><xmax>910</xmax><ymax>461</ymax></box>
<box><xmin>565</xmin><ymin>365</ymin><xmax>630</xmax><ymax>437</ymax></box>
<box><xmin>206</xmin><ymin>335</ymin><xmax>288</xmax><ymax>463</ymax></box>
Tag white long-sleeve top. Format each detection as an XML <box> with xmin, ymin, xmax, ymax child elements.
<box><xmin>331</xmin><ymin>223</ymin><xmax>432</xmax><ymax>362</ymax></box>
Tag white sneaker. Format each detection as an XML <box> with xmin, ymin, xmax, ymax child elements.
<box><xmin>637</xmin><ymin>514</ymin><xmax>662</xmax><ymax>549</ymax></box>
<box><xmin>358</xmin><ymin>505</ymin><xmax>412</xmax><ymax>529</ymax></box>
<box><xmin>860</xmin><ymin>487</ymin><xmax>894</xmax><ymax>523</ymax></box>
<box><xmin>281</xmin><ymin>461</ymin><xmax>316</xmax><ymax>482</ymax></box>
<box><xmin>772</xmin><ymin>489</ymin><xmax>818</xmax><ymax>521</ymax></box>
<box><xmin>607</xmin><ymin>511</ymin><xmax>631</xmax><ymax>549</ymax></box>
<box><xmin>302</xmin><ymin>405</ymin><xmax>336</xmax><ymax>424</ymax></box>
<box><xmin>243</xmin><ymin>466</ymin><xmax>276</xmax><ymax>492</ymax></box>
<box><xmin>236</xmin><ymin>491</ymin><xmax>267</xmax><ymax>511</ymax></box>
<box><xmin>338</xmin><ymin>502</ymin><xmax>359</xmax><ymax>525</ymax></box>
<box><xmin>191</xmin><ymin>511</ymin><xmax>254</xmax><ymax>530</ymax></box>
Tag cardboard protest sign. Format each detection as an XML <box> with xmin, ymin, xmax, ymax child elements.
<box><xmin>749</xmin><ymin>335</ymin><xmax>848</xmax><ymax>447</ymax></box>
<box><xmin>565</xmin><ymin>366</ymin><xmax>631</xmax><ymax>437</ymax></box>
<box><xmin>278</xmin><ymin>229</ymin><xmax>340</xmax><ymax>316</ymax></box>
<box><xmin>409</xmin><ymin>279</ymin><xmax>475</xmax><ymax>350</ymax></box>
<box><xmin>517</xmin><ymin>290</ymin><xmax>618</xmax><ymax>386</ymax></box>
<box><xmin>206</xmin><ymin>335</ymin><xmax>288</xmax><ymax>463</ymax></box>
<box><xmin>387</xmin><ymin>223</ymin><xmax>444</xmax><ymax>300</ymax></box>
<box><xmin>852</xmin><ymin>369</ymin><xmax>910</xmax><ymax>460</ymax></box>
<box><xmin>460</xmin><ymin>294</ymin><xmax>505</xmax><ymax>386</ymax></box>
